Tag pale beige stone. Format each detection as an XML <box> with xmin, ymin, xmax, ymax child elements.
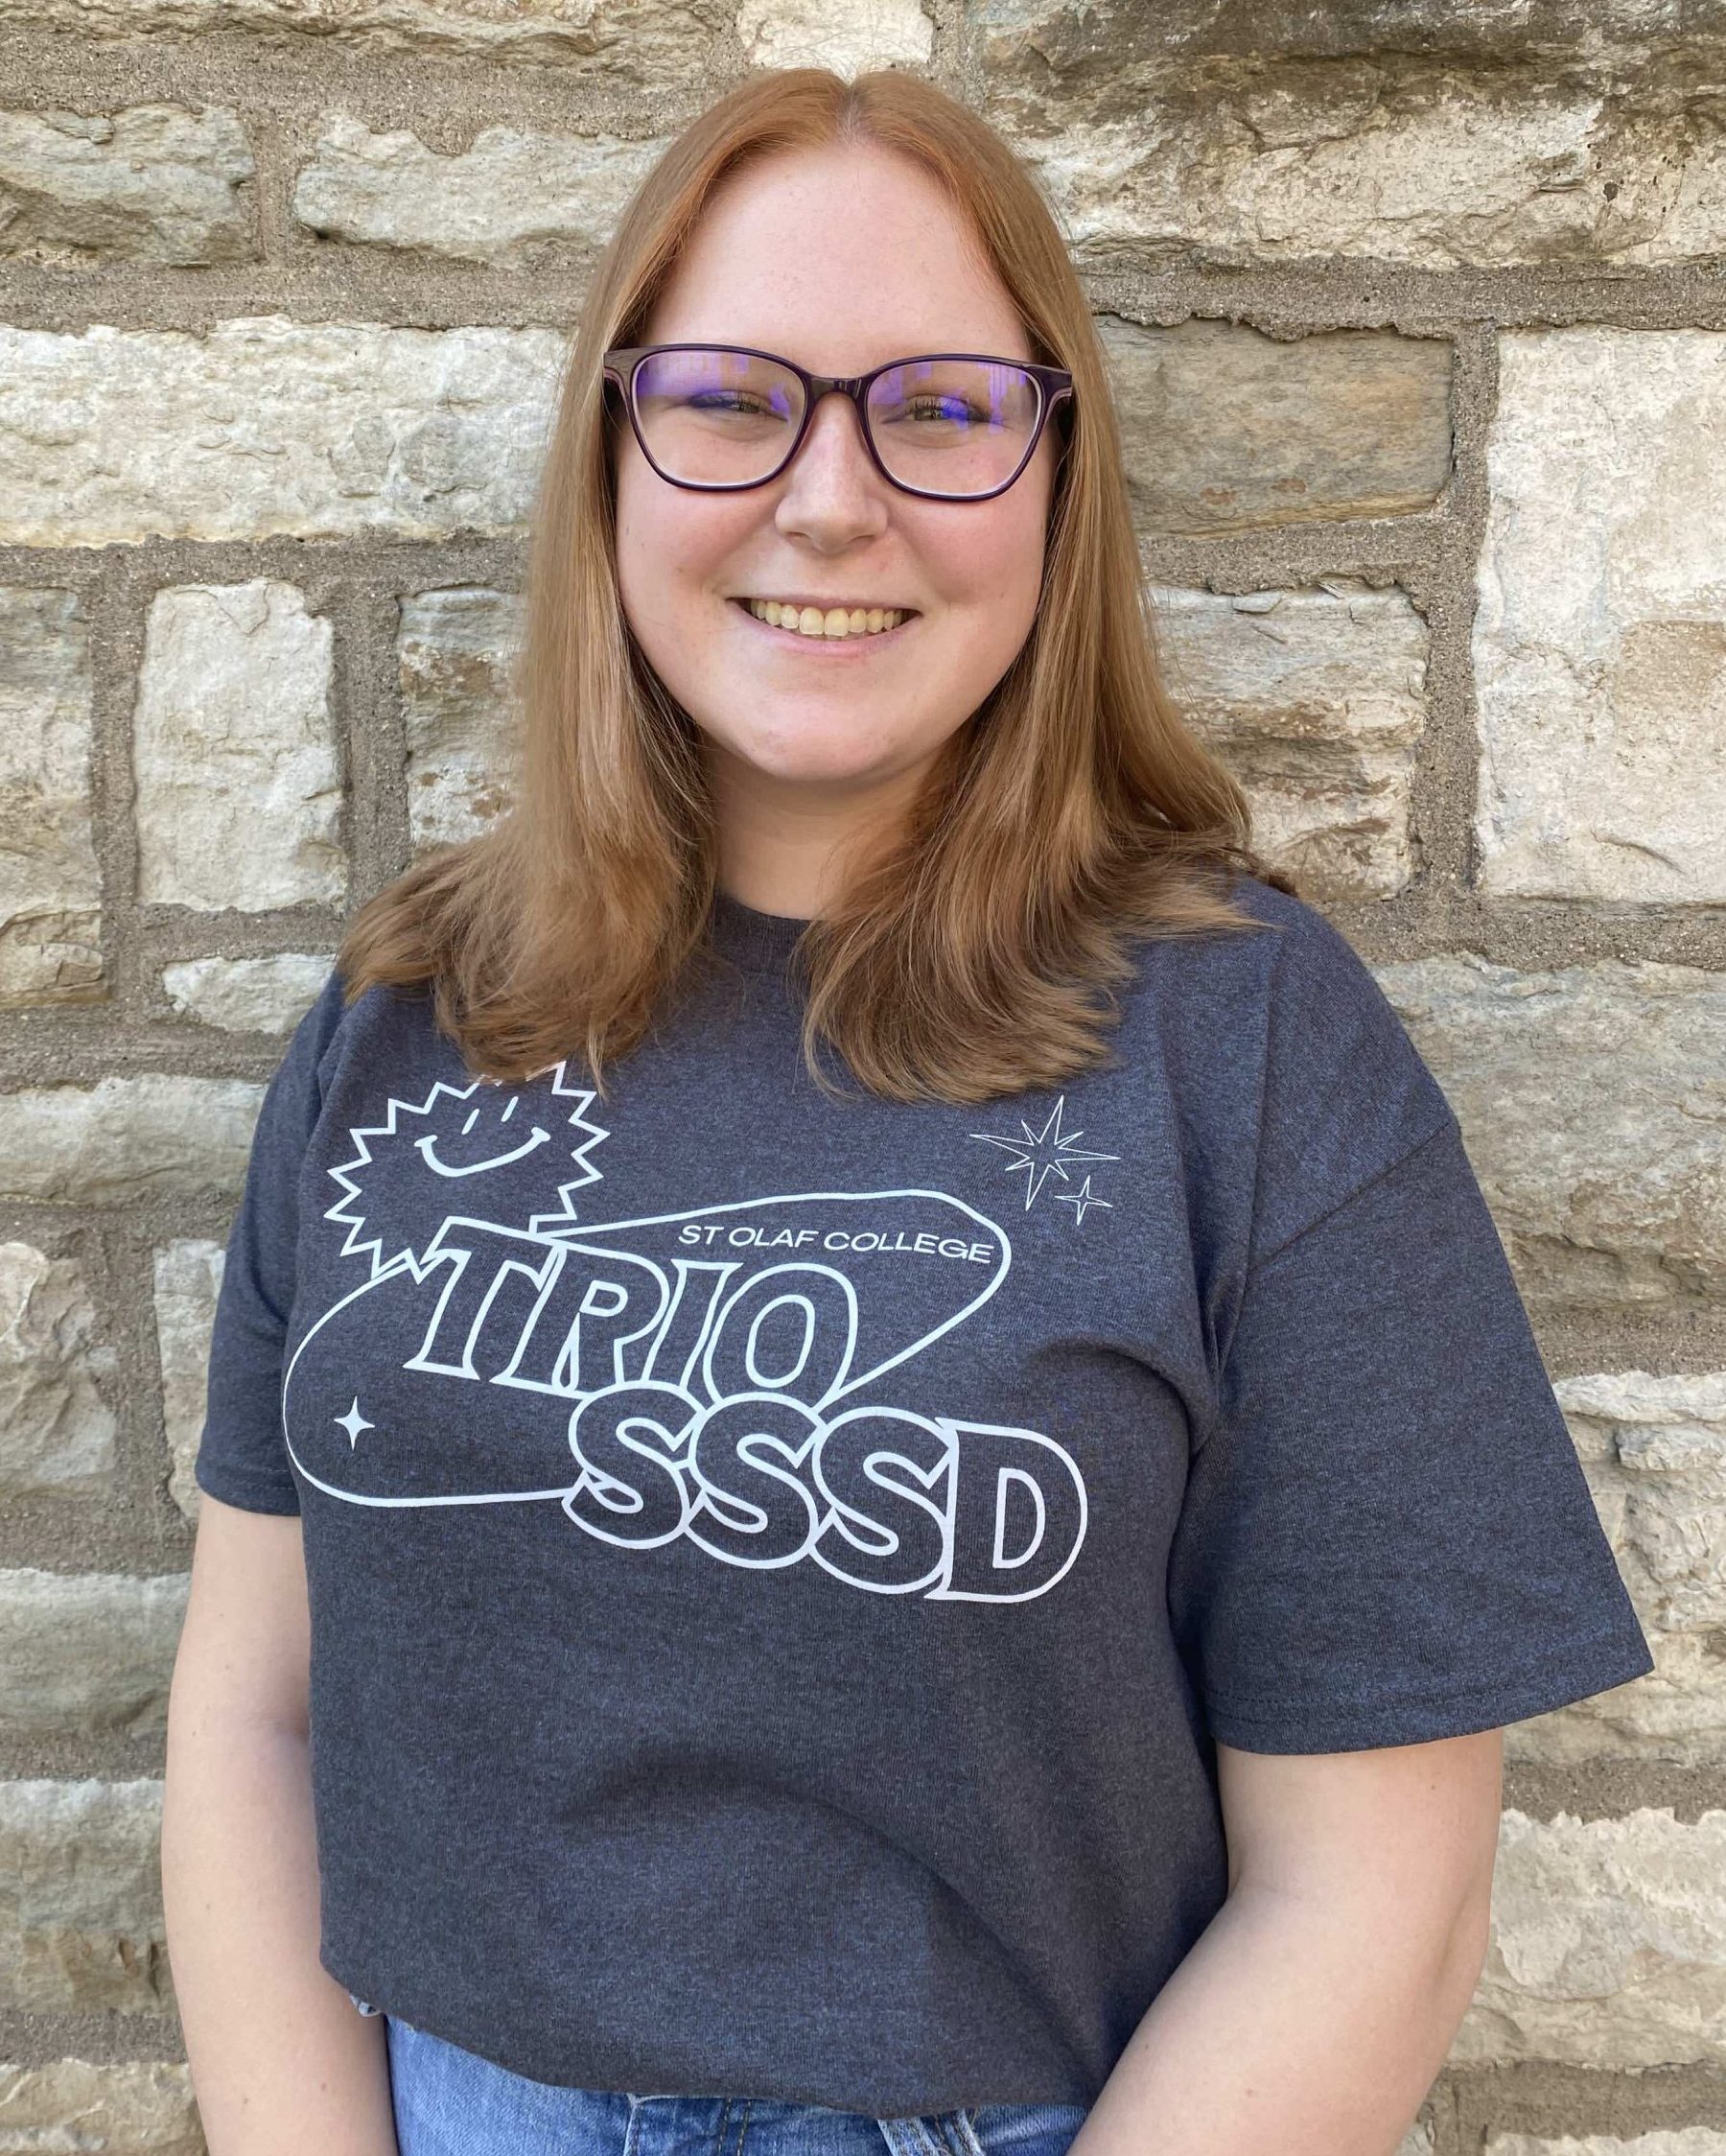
<box><xmin>0</xmin><ymin>0</ymin><xmax>715</xmax><ymax>72</ymax></box>
<box><xmin>1100</xmin><ymin>316</ymin><xmax>1452</xmax><ymax>534</ymax></box>
<box><xmin>1150</xmin><ymin>576</ymin><xmax>1428</xmax><ymax>897</ymax></box>
<box><xmin>0</xmin><ymin>102</ymin><xmax>253</xmax><ymax>264</ymax></box>
<box><xmin>0</xmin><ymin>317</ymin><xmax>567</xmax><ymax>547</ymax></box>
<box><xmin>0</xmin><ymin>2056</ymin><xmax>200</xmax><ymax>2152</ymax></box>
<box><xmin>1491</xmin><ymin>2133</ymin><xmax>1726</xmax><ymax>2154</ymax></box>
<box><xmin>0</xmin><ymin>1569</ymin><xmax>187</xmax><ymax>1741</ymax></box>
<box><xmin>160</xmin><ymin>952</ymin><xmax>333</xmax><ymax>1033</ymax></box>
<box><xmin>0</xmin><ymin>1243</ymin><xmax>116</xmax><ymax>1500</ymax></box>
<box><xmin>977</xmin><ymin>12</ymin><xmax>1726</xmax><ymax>271</ymax></box>
<box><xmin>1375</xmin><ymin>954</ymin><xmax>1726</xmax><ymax>1312</ymax></box>
<box><xmin>152</xmin><ymin>1241</ymin><xmax>225</xmax><ymax>1524</ymax></box>
<box><xmin>1510</xmin><ymin>1371</ymin><xmax>1726</xmax><ymax>1769</ymax></box>
<box><xmin>1475</xmin><ymin>329</ymin><xmax>1726</xmax><ymax>903</ymax></box>
<box><xmin>399</xmin><ymin>587</ymin><xmax>522</xmax><ymax>854</ymax></box>
<box><xmin>735</xmin><ymin>0</ymin><xmax>932</xmax><ymax>74</ymax></box>
<box><xmin>1456</xmin><ymin>1808</ymin><xmax>1726</xmax><ymax>2067</ymax></box>
<box><xmin>0</xmin><ymin>1076</ymin><xmax>263</xmax><ymax>1206</ymax></box>
<box><xmin>0</xmin><ymin>587</ymin><xmax>102</xmax><ymax>1006</ymax></box>
<box><xmin>133</xmin><ymin>581</ymin><xmax>342</xmax><ymax>911</ymax></box>
<box><xmin>293</xmin><ymin>113</ymin><xmax>665</xmax><ymax>265</ymax></box>
<box><xmin>0</xmin><ymin>1780</ymin><xmax>168</xmax><ymax>2013</ymax></box>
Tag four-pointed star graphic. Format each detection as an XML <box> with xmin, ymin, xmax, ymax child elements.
<box><xmin>335</xmin><ymin>1397</ymin><xmax>374</xmax><ymax>1448</ymax></box>
<box><xmin>968</xmin><ymin>1095</ymin><xmax>1119</xmax><ymax>1216</ymax></box>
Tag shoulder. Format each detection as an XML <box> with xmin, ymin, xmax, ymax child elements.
<box><xmin>1120</xmin><ymin>866</ymin><xmax>1397</xmax><ymax>1050</ymax></box>
<box><xmin>272</xmin><ymin>962</ymin><xmax>447</xmax><ymax>1122</ymax></box>
<box><xmin>1215</xmin><ymin>872</ymin><xmax>1436</xmax><ymax>1063</ymax></box>
<box><xmin>1123</xmin><ymin>870</ymin><xmax>1459</xmax><ymax>1268</ymax></box>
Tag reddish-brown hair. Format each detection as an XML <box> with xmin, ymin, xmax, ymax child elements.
<box><xmin>337</xmin><ymin>65</ymin><xmax>1296</xmax><ymax>1105</ymax></box>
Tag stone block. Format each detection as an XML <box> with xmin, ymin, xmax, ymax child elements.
<box><xmin>133</xmin><ymin>581</ymin><xmax>341</xmax><ymax>911</ymax></box>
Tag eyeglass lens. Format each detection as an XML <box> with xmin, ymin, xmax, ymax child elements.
<box><xmin>627</xmin><ymin>348</ymin><xmax>1046</xmax><ymax>497</ymax></box>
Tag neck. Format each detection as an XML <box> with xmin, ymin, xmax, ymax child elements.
<box><xmin>704</xmin><ymin>737</ymin><xmax>936</xmax><ymax>920</ymax></box>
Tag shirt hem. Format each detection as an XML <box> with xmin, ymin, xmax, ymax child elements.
<box><xmin>1201</xmin><ymin>1628</ymin><xmax>1656</xmax><ymax>1753</ymax></box>
<box><xmin>194</xmin><ymin>1455</ymin><xmax>302</xmax><ymax>1515</ymax></box>
<box><xmin>317</xmin><ymin>1946</ymin><xmax>1095</xmax><ymax>2113</ymax></box>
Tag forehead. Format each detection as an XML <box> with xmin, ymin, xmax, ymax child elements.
<box><xmin>641</xmin><ymin>144</ymin><xmax>1031</xmax><ymax>370</ymax></box>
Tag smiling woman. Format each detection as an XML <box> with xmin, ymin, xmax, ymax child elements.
<box><xmin>308</xmin><ymin>62</ymin><xmax>1273</xmax><ymax>1108</ymax></box>
<box><xmin>163</xmin><ymin>59</ymin><xmax>1654</xmax><ymax>2156</ymax></box>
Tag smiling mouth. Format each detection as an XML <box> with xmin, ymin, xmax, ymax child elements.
<box><xmin>730</xmin><ymin>598</ymin><xmax>920</xmax><ymax>649</ymax></box>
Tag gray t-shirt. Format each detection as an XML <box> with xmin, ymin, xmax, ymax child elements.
<box><xmin>194</xmin><ymin>870</ymin><xmax>1653</xmax><ymax>2113</ymax></box>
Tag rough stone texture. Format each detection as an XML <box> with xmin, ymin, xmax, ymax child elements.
<box><xmin>0</xmin><ymin>2056</ymin><xmax>200</xmax><ymax>2152</ymax></box>
<box><xmin>0</xmin><ymin>0</ymin><xmax>724</xmax><ymax>72</ymax></box>
<box><xmin>0</xmin><ymin>586</ymin><xmax>102</xmax><ymax>1008</ymax></box>
<box><xmin>0</xmin><ymin>1569</ymin><xmax>187</xmax><ymax>1742</ymax></box>
<box><xmin>1101</xmin><ymin>316</ymin><xmax>1453</xmax><ymax>535</ymax></box>
<box><xmin>1475</xmin><ymin>329</ymin><xmax>1726</xmax><ymax>905</ymax></box>
<box><xmin>399</xmin><ymin>587</ymin><xmax>522</xmax><ymax>855</ymax></box>
<box><xmin>1509</xmin><ymin>1371</ymin><xmax>1726</xmax><ymax>1770</ymax></box>
<box><xmin>1456</xmin><ymin>1808</ymin><xmax>1726</xmax><ymax>2068</ymax></box>
<box><xmin>976</xmin><ymin>11</ymin><xmax>1726</xmax><ymax>271</ymax></box>
<box><xmin>0</xmin><ymin>1077</ymin><xmax>263</xmax><ymax>1207</ymax></box>
<box><xmin>1375</xmin><ymin>955</ymin><xmax>1726</xmax><ymax>1315</ymax></box>
<box><xmin>0</xmin><ymin>1243</ymin><xmax>117</xmax><ymax>1502</ymax></box>
<box><xmin>293</xmin><ymin>113</ymin><xmax>665</xmax><ymax>266</ymax></box>
<box><xmin>152</xmin><ymin>1240</ymin><xmax>224</xmax><ymax>1526</ymax></box>
<box><xmin>1149</xmin><ymin>576</ymin><xmax>1428</xmax><ymax>898</ymax></box>
<box><xmin>1492</xmin><ymin>2135</ymin><xmax>1726</xmax><ymax>2154</ymax></box>
<box><xmin>735</xmin><ymin>0</ymin><xmax>932</xmax><ymax>73</ymax></box>
<box><xmin>132</xmin><ymin>581</ymin><xmax>343</xmax><ymax>912</ymax></box>
<box><xmin>0</xmin><ymin>319</ymin><xmax>568</xmax><ymax>547</ymax></box>
<box><xmin>0</xmin><ymin>103</ymin><xmax>254</xmax><ymax>265</ymax></box>
<box><xmin>160</xmin><ymin>951</ymin><xmax>333</xmax><ymax>1033</ymax></box>
<box><xmin>0</xmin><ymin>1780</ymin><xmax>168</xmax><ymax>2014</ymax></box>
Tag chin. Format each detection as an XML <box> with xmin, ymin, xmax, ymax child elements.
<box><xmin>711</xmin><ymin>725</ymin><xmax>906</xmax><ymax>786</ymax></box>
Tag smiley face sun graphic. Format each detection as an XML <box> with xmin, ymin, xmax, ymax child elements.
<box><xmin>322</xmin><ymin>1064</ymin><xmax>612</xmax><ymax>1279</ymax></box>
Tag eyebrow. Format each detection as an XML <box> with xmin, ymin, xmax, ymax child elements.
<box><xmin>655</xmin><ymin>344</ymin><xmax>1037</xmax><ymax>366</ymax></box>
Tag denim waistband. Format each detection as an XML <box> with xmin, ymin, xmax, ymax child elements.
<box><xmin>356</xmin><ymin>2004</ymin><xmax>1092</xmax><ymax>2156</ymax></box>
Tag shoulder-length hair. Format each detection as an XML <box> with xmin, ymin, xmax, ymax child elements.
<box><xmin>337</xmin><ymin>64</ymin><xmax>1297</xmax><ymax>1106</ymax></box>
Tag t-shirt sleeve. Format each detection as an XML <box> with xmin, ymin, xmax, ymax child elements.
<box><xmin>1168</xmin><ymin>1111</ymin><xmax>1656</xmax><ymax>1753</ymax></box>
<box><xmin>192</xmin><ymin>966</ymin><xmax>352</xmax><ymax>1517</ymax></box>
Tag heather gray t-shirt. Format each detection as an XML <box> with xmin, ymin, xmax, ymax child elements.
<box><xmin>194</xmin><ymin>871</ymin><xmax>1653</xmax><ymax>2113</ymax></box>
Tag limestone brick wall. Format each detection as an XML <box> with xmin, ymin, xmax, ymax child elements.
<box><xmin>0</xmin><ymin>0</ymin><xmax>1722</xmax><ymax>2149</ymax></box>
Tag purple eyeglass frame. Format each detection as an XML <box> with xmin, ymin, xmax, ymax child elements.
<box><xmin>601</xmin><ymin>342</ymin><xmax>1077</xmax><ymax>504</ymax></box>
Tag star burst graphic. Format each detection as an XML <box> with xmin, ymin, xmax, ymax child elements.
<box><xmin>968</xmin><ymin>1094</ymin><xmax>1119</xmax><ymax>1214</ymax></box>
<box><xmin>324</xmin><ymin>1061</ymin><xmax>610</xmax><ymax>1276</ymax></box>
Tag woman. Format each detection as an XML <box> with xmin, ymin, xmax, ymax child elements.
<box><xmin>161</xmin><ymin>64</ymin><xmax>1654</xmax><ymax>2156</ymax></box>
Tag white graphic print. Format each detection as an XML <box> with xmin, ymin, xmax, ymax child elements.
<box><xmin>284</xmin><ymin>1064</ymin><xmax>1090</xmax><ymax>1602</ymax></box>
<box><xmin>1056</xmin><ymin>1175</ymin><xmax>1112</xmax><ymax>1228</ymax></box>
<box><xmin>968</xmin><ymin>1093</ymin><xmax>1118</xmax><ymax>1214</ymax></box>
<box><xmin>326</xmin><ymin>1063</ymin><xmax>610</xmax><ymax>1274</ymax></box>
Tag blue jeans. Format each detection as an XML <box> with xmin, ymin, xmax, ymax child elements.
<box><xmin>347</xmin><ymin>1995</ymin><xmax>1091</xmax><ymax>2156</ymax></box>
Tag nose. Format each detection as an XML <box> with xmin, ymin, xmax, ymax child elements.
<box><xmin>773</xmin><ymin>388</ymin><xmax>890</xmax><ymax>535</ymax></box>
<box><xmin>791</xmin><ymin>388</ymin><xmax>885</xmax><ymax>483</ymax></box>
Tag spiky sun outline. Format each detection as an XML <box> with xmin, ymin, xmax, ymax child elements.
<box><xmin>323</xmin><ymin>1061</ymin><xmax>610</xmax><ymax>1277</ymax></box>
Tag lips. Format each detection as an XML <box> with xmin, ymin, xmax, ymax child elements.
<box><xmin>729</xmin><ymin>598</ymin><xmax>920</xmax><ymax>649</ymax></box>
<box><xmin>734</xmin><ymin>596</ymin><xmax>920</xmax><ymax>619</ymax></box>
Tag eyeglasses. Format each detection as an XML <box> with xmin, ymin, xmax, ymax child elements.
<box><xmin>602</xmin><ymin>342</ymin><xmax>1076</xmax><ymax>503</ymax></box>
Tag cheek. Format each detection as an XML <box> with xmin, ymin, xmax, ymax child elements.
<box><xmin>946</xmin><ymin>505</ymin><xmax>1047</xmax><ymax>629</ymax></box>
<box><xmin>615</xmin><ymin>473</ymin><xmax>756</xmax><ymax>622</ymax></box>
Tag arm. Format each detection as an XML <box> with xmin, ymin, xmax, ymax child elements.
<box><xmin>1071</xmin><ymin>1727</ymin><xmax>1504</xmax><ymax>2156</ymax></box>
<box><xmin>161</xmin><ymin>1494</ymin><xmax>399</xmax><ymax>2156</ymax></box>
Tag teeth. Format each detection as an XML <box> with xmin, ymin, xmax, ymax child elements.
<box><xmin>745</xmin><ymin>599</ymin><xmax>908</xmax><ymax>639</ymax></box>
